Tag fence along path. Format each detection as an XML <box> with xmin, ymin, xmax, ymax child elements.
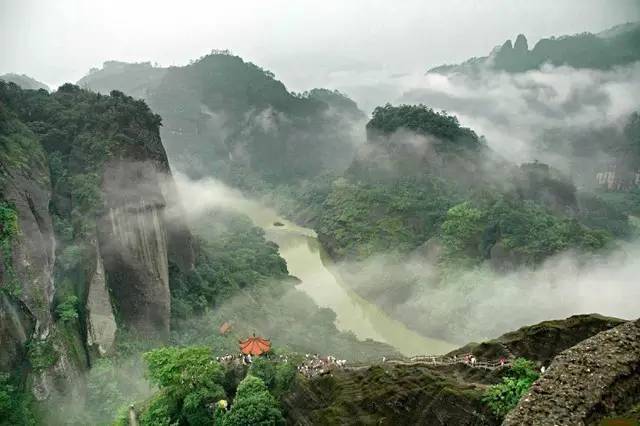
<box><xmin>299</xmin><ymin>354</ymin><xmax>513</xmax><ymax>378</ymax></box>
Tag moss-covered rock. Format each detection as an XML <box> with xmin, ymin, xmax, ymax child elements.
<box><xmin>448</xmin><ymin>314</ymin><xmax>625</xmax><ymax>366</ymax></box>
<box><xmin>282</xmin><ymin>364</ymin><xmax>497</xmax><ymax>425</ymax></box>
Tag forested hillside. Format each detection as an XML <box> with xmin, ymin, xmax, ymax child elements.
<box><xmin>79</xmin><ymin>52</ymin><xmax>366</xmax><ymax>184</ymax></box>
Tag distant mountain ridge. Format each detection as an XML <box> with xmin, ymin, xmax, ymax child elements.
<box><xmin>0</xmin><ymin>73</ymin><xmax>49</xmax><ymax>91</ymax></box>
<box><xmin>78</xmin><ymin>52</ymin><xmax>366</xmax><ymax>184</ymax></box>
<box><xmin>429</xmin><ymin>21</ymin><xmax>640</xmax><ymax>74</ymax></box>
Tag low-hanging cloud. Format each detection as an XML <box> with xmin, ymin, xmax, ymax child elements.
<box><xmin>397</xmin><ymin>62</ymin><xmax>640</xmax><ymax>169</ymax></box>
<box><xmin>335</xmin><ymin>241</ymin><xmax>640</xmax><ymax>344</ymax></box>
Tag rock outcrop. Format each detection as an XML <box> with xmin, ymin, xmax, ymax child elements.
<box><xmin>449</xmin><ymin>314</ymin><xmax>625</xmax><ymax>366</ymax></box>
<box><xmin>85</xmin><ymin>242</ymin><xmax>116</xmax><ymax>357</ymax></box>
<box><xmin>504</xmin><ymin>319</ymin><xmax>640</xmax><ymax>425</ymax></box>
<box><xmin>0</xmin><ymin>293</ymin><xmax>34</xmax><ymax>371</ymax></box>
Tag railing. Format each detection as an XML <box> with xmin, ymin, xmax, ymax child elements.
<box><xmin>298</xmin><ymin>354</ymin><xmax>512</xmax><ymax>378</ymax></box>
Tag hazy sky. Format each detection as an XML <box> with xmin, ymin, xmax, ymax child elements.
<box><xmin>1</xmin><ymin>0</ymin><xmax>639</xmax><ymax>93</ymax></box>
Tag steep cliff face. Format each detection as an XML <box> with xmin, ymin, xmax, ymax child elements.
<box><xmin>97</xmin><ymin>159</ymin><xmax>171</xmax><ymax>336</ymax></box>
<box><xmin>504</xmin><ymin>319</ymin><xmax>640</xmax><ymax>425</ymax></box>
<box><xmin>0</xmin><ymin>293</ymin><xmax>34</xmax><ymax>371</ymax></box>
<box><xmin>0</xmin><ymin>82</ymin><xmax>194</xmax><ymax>401</ymax></box>
<box><xmin>0</xmin><ymin>108</ymin><xmax>55</xmax><ymax>372</ymax></box>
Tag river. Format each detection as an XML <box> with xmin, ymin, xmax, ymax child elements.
<box><xmin>235</xmin><ymin>200</ymin><xmax>456</xmax><ymax>356</ymax></box>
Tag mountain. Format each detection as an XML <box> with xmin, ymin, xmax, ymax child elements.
<box><xmin>309</xmin><ymin>104</ymin><xmax>612</xmax><ymax>265</ymax></box>
<box><xmin>0</xmin><ymin>73</ymin><xmax>49</xmax><ymax>91</ymax></box>
<box><xmin>78</xmin><ymin>52</ymin><xmax>366</xmax><ymax>185</ymax></box>
<box><xmin>429</xmin><ymin>21</ymin><xmax>640</xmax><ymax>74</ymax></box>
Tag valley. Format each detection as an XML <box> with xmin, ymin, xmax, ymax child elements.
<box><xmin>1</xmin><ymin>7</ymin><xmax>640</xmax><ymax>425</ymax></box>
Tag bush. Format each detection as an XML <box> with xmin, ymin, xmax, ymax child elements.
<box><xmin>483</xmin><ymin>358</ymin><xmax>539</xmax><ymax>418</ymax></box>
<box><xmin>55</xmin><ymin>295</ymin><xmax>79</xmax><ymax>322</ymax></box>
<box><xmin>249</xmin><ymin>356</ymin><xmax>297</xmax><ymax>398</ymax></box>
<box><xmin>26</xmin><ymin>339</ymin><xmax>57</xmax><ymax>372</ymax></box>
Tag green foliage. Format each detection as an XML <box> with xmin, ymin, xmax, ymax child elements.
<box><xmin>26</xmin><ymin>339</ymin><xmax>57</xmax><ymax>372</ymax></box>
<box><xmin>315</xmin><ymin>177</ymin><xmax>458</xmax><ymax>259</ymax></box>
<box><xmin>441</xmin><ymin>201</ymin><xmax>487</xmax><ymax>260</ymax></box>
<box><xmin>0</xmin><ymin>373</ymin><xmax>36</xmax><ymax>426</ymax></box>
<box><xmin>55</xmin><ymin>295</ymin><xmax>79</xmax><ymax>322</ymax></box>
<box><xmin>78</xmin><ymin>348</ymin><xmax>154</xmax><ymax>425</ymax></box>
<box><xmin>220</xmin><ymin>375</ymin><xmax>285</xmax><ymax>426</ymax></box>
<box><xmin>139</xmin><ymin>392</ymin><xmax>176</xmax><ymax>426</ymax></box>
<box><xmin>170</xmin><ymin>211</ymin><xmax>288</xmax><ymax>320</ymax></box>
<box><xmin>141</xmin><ymin>346</ymin><xmax>226</xmax><ymax>425</ymax></box>
<box><xmin>0</xmin><ymin>201</ymin><xmax>20</xmax><ymax>296</ymax></box>
<box><xmin>441</xmin><ymin>197</ymin><xmax>611</xmax><ymax>265</ymax></box>
<box><xmin>85</xmin><ymin>358</ymin><xmax>130</xmax><ymax>423</ymax></box>
<box><xmin>249</xmin><ymin>356</ymin><xmax>297</xmax><ymax>398</ymax></box>
<box><xmin>367</xmin><ymin>104</ymin><xmax>482</xmax><ymax>151</ymax></box>
<box><xmin>483</xmin><ymin>358</ymin><xmax>539</xmax><ymax>418</ymax></box>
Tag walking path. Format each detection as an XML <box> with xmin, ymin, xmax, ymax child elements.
<box><xmin>297</xmin><ymin>353</ymin><xmax>512</xmax><ymax>378</ymax></box>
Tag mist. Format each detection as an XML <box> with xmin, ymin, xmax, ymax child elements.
<box><xmin>335</xmin><ymin>242</ymin><xmax>640</xmax><ymax>344</ymax></box>
<box><xmin>2</xmin><ymin>0</ymin><xmax>639</xmax><ymax>95</ymax></box>
<box><xmin>167</xmin><ymin>173</ymin><xmax>639</xmax><ymax>347</ymax></box>
<box><xmin>398</xmin><ymin>62</ymin><xmax>640</xmax><ymax>167</ymax></box>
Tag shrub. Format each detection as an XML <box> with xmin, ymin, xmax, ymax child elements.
<box><xmin>483</xmin><ymin>358</ymin><xmax>539</xmax><ymax>418</ymax></box>
<box><xmin>55</xmin><ymin>295</ymin><xmax>79</xmax><ymax>322</ymax></box>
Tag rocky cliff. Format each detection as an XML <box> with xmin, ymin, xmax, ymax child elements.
<box><xmin>0</xmin><ymin>81</ymin><xmax>193</xmax><ymax>400</ymax></box>
<box><xmin>450</xmin><ymin>314</ymin><xmax>625</xmax><ymax>366</ymax></box>
<box><xmin>504</xmin><ymin>318</ymin><xmax>640</xmax><ymax>425</ymax></box>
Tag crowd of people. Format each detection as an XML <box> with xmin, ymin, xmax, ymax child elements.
<box><xmin>216</xmin><ymin>353</ymin><xmax>255</xmax><ymax>365</ymax></box>
<box><xmin>215</xmin><ymin>350</ymin><xmax>521</xmax><ymax>379</ymax></box>
<box><xmin>297</xmin><ymin>354</ymin><xmax>348</xmax><ymax>378</ymax></box>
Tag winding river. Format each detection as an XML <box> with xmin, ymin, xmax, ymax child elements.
<box><xmin>236</xmin><ymin>201</ymin><xmax>456</xmax><ymax>356</ymax></box>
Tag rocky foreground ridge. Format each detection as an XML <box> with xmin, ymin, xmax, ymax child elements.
<box><xmin>504</xmin><ymin>318</ymin><xmax>640</xmax><ymax>425</ymax></box>
<box><xmin>281</xmin><ymin>314</ymin><xmax>634</xmax><ymax>425</ymax></box>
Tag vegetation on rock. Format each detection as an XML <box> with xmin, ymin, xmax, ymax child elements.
<box><xmin>483</xmin><ymin>358</ymin><xmax>539</xmax><ymax>418</ymax></box>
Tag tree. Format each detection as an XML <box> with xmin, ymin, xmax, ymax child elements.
<box><xmin>142</xmin><ymin>346</ymin><xmax>226</xmax><ymax>425</ymax></box>
<box><xmin>221</xmin><ymin>375</ymin><xmax>284</xmax><ymax>426</ymax></box>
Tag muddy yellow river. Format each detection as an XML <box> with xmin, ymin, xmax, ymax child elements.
<box><xmin>235</xmin><ymin>201</ymin><xmax>456</xmax><ymax>356</ymax></box>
